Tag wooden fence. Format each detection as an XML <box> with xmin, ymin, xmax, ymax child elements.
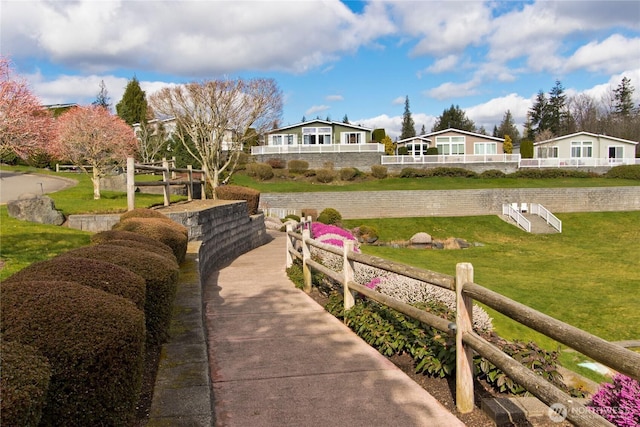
<box><xmin>126</xmin><ymin>157</ymin><xmax>206</xmax><ymax>211</ymax></box>
<box><xmin>286</xmin><ymin>222</ymin><xmax>639</xmax><ymax>427</ymax></box>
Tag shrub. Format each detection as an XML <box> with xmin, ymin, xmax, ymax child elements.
<box><xmin>426</xmin><ymin>147</ymin><xmax>439</xmax><ymax>155</ymax></box>
<box><xmin>113</xmin><ymin>217</ymin><xmax>188</xmax><ymax>263</ymax></box>
<box><xmin>284</xmin><ymin>214</ymin><xmax>301</xmax><ymax>222</ymax></box>
<box><xmin>119</xmin><ymin>207</ymin><xmax>168</xmax><ymax>222</ymax></box>
<box><xmin>430</xmin><ymin>167</ymin><xmax>477</xmax><ymax>178</ymax></box>
<box><xmin>509</xmin><ymin>168</ymin><xmax>592</xmax><ymax>179</ymax></box>
<box><xmin>246</xmin><ymin>162</ymin><xmax>274</xmax><ymax>180</ymax></box>
<box><xmin>303</xmin><ymin>169</ymin><xmax>317</xmax><ymax>177</ymax></box>
<box><xmin>215</xmin><ymin>185</ymin><xmax>261</xmax><ymax>215</ymax></box>
<box><xmin>266</xmin><ymin>158</ymin><xmax>286</xmax><ymax>169</ymax></box>
<box><xmin>398</xmin><ymin>146</ymin><xmax>409</xmax><ymax>155</ymax></box>
<box><xmin>288</xmin><ymin>159</ymin><xmax>309</xmax><ymax>174</ymax></box>
<box><xmin>1</xmin><ymin>280</ymin><xmax>145</xmax><ymax>426</ymax></box>
<box><xmin>3</xmin><ymin>257</ymin><xmax>147</xmax><ymax>311</ymax></box>
<box><xmin>301</xmin><ymin>209</ymin><xmax>318</xmax><ymax>221</ymax></box>
<box><xmin>353</xmin><ymin>225</ymin><xmax>379</xmax><ymax>243</ymax></box>
<box><xmin>60</xmin><ymin>245</ymin><xmax>179</xmax><ymax>345</ymax></box>
<box><xmin>317</xmin><ymin>208</ymin><xmax>342</xmax><ymax>225</ymax></box>
<box><xmin>339</xmin><ymin>167</ymin><xmax>358</xmax><ymax>181</ymax></box>
<box><xmin>606</xmin><ymin>164</ymin><xmax>640</xmax><ymax>180</ymax></box>
<box><xmin>588</xmin><ymin>374</ymin><xmax>640</xmax><ymax>427</ymax></box>
<box><xmin>370</xmin><ymin>165</ymin><xmax>388</xmax><ymax>179</ymax></box>
<box><xmin>0</xmin><ymin>340</ymin><xmax>51</xmax><ymax>427</ymax></box>
<box><xmin>315</xmin><ymin>168</ymin><xmax>335</xmax><ymax>183</ymax></box>
<box><xmin>479</xmin><ymin>169</ymin><xmax>506</xmax><ymax>179</ymax></box>
<box><xmin>399</xmin><ymin>167</ymin><xmax>429</xmax><ymax>178</ymax></box>
<box><xmin>99</xmin><ymin>240</ymin><xmax>178</xmax><ymax>265</ymax></box>
<box><xmin>91</xmin><ymin>230</ymin><xmax>177</xmax><ymax>263</ymax></box>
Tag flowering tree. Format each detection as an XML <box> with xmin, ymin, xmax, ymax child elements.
<box><xmin>0</xmin><ymin>56</ymin><xmax>55</xmax><ymax>159</ymax></box>
<box><xmin>51</xmin><ymin>106</ymin><xmax>138</xmax><ymax>199</ymax></box>
<box><xmin>149</xmin><ymin>78</ymin><xmax>282</xmax><ymax>196</ymax></box>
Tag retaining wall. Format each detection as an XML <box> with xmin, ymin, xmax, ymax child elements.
<box><xmin>253</xmin><ymin>152</ymin><xmax>382</xmax><ymax>172</ymax></box>
<box><xmin>260</xmin><ymin>186</ymin><xmax>640</xmax><ymax>219</ymax></box>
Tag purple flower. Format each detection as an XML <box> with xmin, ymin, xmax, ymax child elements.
<box><xmin>588</xmin><ymin>374</ymin><xmax>640</xmax><ymax>427</ymax></box>
<box><xmin>365</xmin><ymin>277</ymin><xmax>383</xmax><ymax>289</ymax></box>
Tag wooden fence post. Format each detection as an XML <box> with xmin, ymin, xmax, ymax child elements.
<box><xmin>201</xmin><ymin>167</ymin><xmax>207</xmax><ymax>200</ymax></box>
<box><xmin>187</xmin><ymin>165</ymin><xmax>193</xmax><ymax>201</ymax></box>
<box><xmin>162</xmin><ymin>158</ymin><xmax>170</xmax><ymax>206</ymax></box>
<box><xmin>171</xmin><ymin>156</ymin><xmax>177</xmax><ymax>179</ymax></box>
<box><xmin>343</xmin><ymin>241</ymin><xmax>355</xmax><ymax>311</ymax></box>
<box><xmin>285</xmin><ymin>224</ymin><xmax>293</xmax><ymax>269</ymax></box>
<box><xmin>302</xmin><ymin>228</ymin><xmax>311</xmax><ymax>293</ymax></box>
<box><xmin>126</xmin><ymin>157</ymin><xmax>135</xmax><ymax>211</ymax></box>
<box><xmin>456</xmin><ymin>262</ymin><xmax>475</xmax><ymax>414</ymax></box>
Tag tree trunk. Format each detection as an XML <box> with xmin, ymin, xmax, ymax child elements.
<box><xmin>92</xmin><ymin>167</ymin><xmax>101</xmax><ymax>200</ymax></box>
<box><xmin>207</xmin><ymin>166</ymin><xmax>218</xmax><ymax>200</ymax></box>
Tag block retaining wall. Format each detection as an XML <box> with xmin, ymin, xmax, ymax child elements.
<box><xmin>260</xmin><ymin>186</ymin><xmax>640</xmax><ymax>219</ymax></box>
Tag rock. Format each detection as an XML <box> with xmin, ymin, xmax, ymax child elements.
<box><xmin>7</xmin><ymin>194</ymin><xmax>65</xmax><ymax>225</ymax></box>
<box><xmin>410</xmin><ymin>232</ymin><xmax>432</xmax><ymax>245</ymax></box>
<box><xmin>443</xmin><ymin>237</ymin><xmax>461</xmax><ymax>250</ymax></box>
<box><xmin>432</xmin><ymin>241</ymin><xmax>444</xmax><ymax>249</ymax></box>
<box><xmin>455</xmin><ymin>238</ymin><xmax>470</xmax><ymax>249</ymax></box>
<box><xmin>264</xmin><ymin>216</ymin><xmax>284</xmax><ymax>230</ymax></box>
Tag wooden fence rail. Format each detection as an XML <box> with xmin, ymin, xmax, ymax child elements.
<box><xmin>126</xmin><ymin>157</ymin><xmax>206</xmax><ymax>211</ymax></box>
<box><xmin>286</xmin><ymin>223</ymin><xmax>640</xmax><ymax>427</ymax></box>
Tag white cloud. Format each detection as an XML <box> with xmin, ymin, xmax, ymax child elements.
<box><xmin>326</xmin><ymin>94</ymin><xmax>344</xmax><ymax>102</ymax></box>
<box><xmin>357</xmin><ymin>113</ymin><xmax>435</xmax><ymax>140</ymax></box>
<box><xmin>465</xmin><ymin>93</ymin><xmax>532</xmax><ymax>133</ymax></box>
<box><xmin>422</xmin><ymin>55</ymin><xmax>459</xmax><ymax>74</ymax></box>
<box><xmin>425</xmin><ymin>80</ymin><xmax>481</xmax><ymax>101</ymax></box>
<box><xmin>562</xmin><ymin>35</ymin><xmax>640</xmax><ymax>74</ymax></box>
<box><xmin>305</xmin><ymin>105</ymin><xmax>331</xmax><ymax>116</ymax></box>
<box><xmin>391</xmin><ymin>96</ymin><xmax>405</xmax><ymax>105</ymax></box>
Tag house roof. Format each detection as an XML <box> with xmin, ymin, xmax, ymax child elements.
<box><xmin>396</xmin><ymin>135</ymin><xmax>432</xmax><ymax>144</ymax></box>
<box><xmin>424</xmin><ymin>128</ymin><xmax>504</xmax><ymax>142</ymax></box>
<box><xmin>269</xmin><ymin>119</ymin><xmax>372</xmax><ymax>133</ymax></box>
<box><xmin>534</xmin><ymin>131</ymin><xmax>639</xmax><ymax>146</ymax></box>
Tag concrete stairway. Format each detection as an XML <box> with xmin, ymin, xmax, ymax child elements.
<box><xmin>523</xmin><ymin>213</ymin><xmax>560</xmax><ymax>234</ymax></box>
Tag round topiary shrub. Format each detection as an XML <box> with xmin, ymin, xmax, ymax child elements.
<box><xmin>370</xmin><ymin>165</ymin><xmax>388</xmax><ymax>179</ymax></box>
<box><xmin>246</xmin><ymin>162</ymin><xmax>274</xmax><ymax>180</ymax></box>
<box><xmin>91</xmin><ymin>230</ymin><xmax>177</xmax><ymax>263</ymax></box>
<box><xmin>266</xmin><ymin>158</ymin><xmax>286</xmax><ymax>169</ymax></box>
<box><xmin>112</xmin><ymin>217</ymin><xmax>188</xmax><ymax>263</ymax></box>
<box><xmin>315</xmin><ymin>168</ymin><xmax>335</xmax><ymax>183</ymax></box>
<box><xmin>479</xmin><ymin>169</ymin><xmax>506</xmax><ymax>179</ymax></box>
<box><xmin>339</xmin><ymin>167</ymin><xmax>358</xmax><ymax>181</ymax></box>
<box><xmin>120</xmin><ymin>207</ymin><xmax>168</xmax><ymax>222</ymax></box>
<box><xmin>317</xmin><ymin>208</ymin><xmax>342</xmax><ymax>225</ymax></box>
<box><xmin>60</xmin><ymin>245</ymin><xmax>179</xmax><ymax>345</ymax></box>
<box><xmin>1</xmin><ymin>280</ymin><xmax>145</xmax><ymax>426</ymax></box>
<box><xmin>287</xmin><ymin>159</ymin><xmax>309</xmax><ymax>174</ymax></box>
<box><xmin>98</xmin><ymin>240</ymin><xmax>178</xmax><ymax>265</ymax></box>
<box><xmin>3</xmin><ymin>256</ymin><xmax>147</xmax><ymax>311</ymax></box>
<box><xmin>606</xmin><ymin>164</ymin><xmax>640</xmax><ymax>180</ymax></box>
<box><xmin>0</xmin><ymin>340</ymin><xmax>51</xmax><ymax>427</ymax></box>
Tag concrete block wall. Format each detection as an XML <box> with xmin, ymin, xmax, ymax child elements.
<box><xmin>253</xmin><ymin>152</ymin><xmax>382</xmax><ymax>172</ymax></box>
<box><xmin>260</xmin><ymin>187</ymin><xmax>640</xmax><ymax>219</ymax></box>
<box><xmin>66</xmin><ymin>214</ymin><xmax>121</xmax><ymax>232</ymax></box>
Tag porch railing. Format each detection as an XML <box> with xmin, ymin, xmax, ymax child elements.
<box><xmin>520</xmin><ymin>157</ymin><xmax>639</xmax><ymax>168</ymax></box>
<box><xmin>251</xmin><ymin>143</ymin><xmax>385</xmax><ymax>155</ymax></box>
<box><xmin>530</xmin><ymin>203</ymin><xmax>562</xmax><ymax>233</ymax></box>
<box><xmin>381</xmin><ymin>153</ymin><xmax>521</xmax><ymax>165</ymax></box>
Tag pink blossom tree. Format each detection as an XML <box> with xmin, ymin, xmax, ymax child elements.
<box><xmin>0</xmin><ymin>56</ymin><xmax>55</xmax><ymax>159</ymax></box>
<box><xmin>52</xmin><ymin>105</ymin><xmax>138</xmax><ymax>199</ymax></box>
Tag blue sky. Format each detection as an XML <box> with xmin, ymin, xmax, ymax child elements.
<box><xmin>2</xmin><ymin>0</ymin><xmax>639</xmax><ymax>139</ymax></box>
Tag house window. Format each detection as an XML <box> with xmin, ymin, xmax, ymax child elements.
<box><xmin>303</xmin><ymin>127</ymin><xmax>332</xmax><ymax>145</ymax></box>
<box><xmin>271</xmin><ymin>134</ymin><xmax>296</xmax><ymax>145</ymax></box>
<box><xmin>406</xmin><ymin>142</ymin><xmax>429</xmax><ymax>155</ymax></box>
<box><xmin>537</xmin><ymin>146</ymin><xmax>558</xmax><ymax>158</ymax></box>
<box><xmin>474</xmin><ymin>142</ymin><xmax>497</xmax><ymax>155</ymax></box>
<box><xmin>341</xmin><ymin>132</ymin><xmax>364</xmax><ymax>144</ymax></box>
<box><xmin>571</xmin><ymin>141</ymin><xmax>593</xmax><ymax>158</ymax></box>
<box><xmin>436</xmin><ymin>136</ymin><xmax>465</xmax><ymax>155</ymax></box>
<box><xmin>608</xmin><ymin>146</ymin><xmax>624</xmax><ymax>162</ymax></box>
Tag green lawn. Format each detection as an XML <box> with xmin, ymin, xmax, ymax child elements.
<box><xmin>343</xmin><ymin>213</ymin><xmax>640</xmax><ymax>381</ymax></box>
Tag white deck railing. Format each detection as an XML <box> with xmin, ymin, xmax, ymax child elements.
<box><xmin>530</xmin><ymin>203</ymin><xmax>562</xmax><ymax>233</ymax></box>
<box><xmin>381</xmin><ymin>154</ymin><xmax>521</xmax><ymax>165</ymax></box>
<box><xmin>519</xmin><ymin>157</ymin><xmax>639</xmax><ymax>168</ymax></box>
<box><xmin>502</xmin><ymin>203</ymin><xmax>531</xmax><ymax>232</ymax></box>
<box><xmin>251</xmin><ymin>143</ymin><xmax>385</xmax><ymax>155</ymax></box>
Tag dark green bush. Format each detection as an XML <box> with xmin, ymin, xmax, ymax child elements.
<box><xmin>284</xmin><ymin>214</ymin><xmax>301</xmax><ymax>222</ymax></box>
<box><xmin>399</xmin><ymin>167</ymin><xmax>430</xmax><ymax>178</ymax></box>
<box><xmin>246</xmin><ymin>162</ymin><xmax>274</xmax><ymax>180</ymax></box>
<box><xmin>479</xmin><ymin>169</ymin><xmax>507</xmax><ymax>179</ymax></box>
<box><xmin>520</xmin><ymin>140</ymin><xmax>534</xmax><ymax>158</ymax></box>
<box><xmin>3</xmin><ymin>257</ymin><xmax>147</xmax><ymax>311</ymax></box>
<box><xmin>288</xmin><ymin>160</ymin><xmax>309</xmax><ymax>174</ymax></box>
<box><xmin>606</xmin><ymin>164</ymin><xmax>640</xmax><ymax>180</ymax></box>
<box><xmin>317</xmin><ymin>208</ymin><xmax>342</xmax><ymax>225</ymax></box>
<box><xmin>339</xmin><ymin>167</ymin><xmax>358</xmax><ymax>181</ymax></box>
<box><xmin>426</xmin><ymin>147</ymin><xmax>439</xmax><ymax>155</ymax></box>
<box><xmin>1</xmin><ymin>280</ymin><xmax>145</xmax><ymax>426</ymax></box>
<box><xmin>430</xmin><ymin>167</ymin><xmax>477</xmax><ymax>178</ymax></box>
<box><xmin>113</xmin><ymin>217</ymin><xmax>188</xmax><ymax>263</ymax></box>
<box><xmin>509</xmin><ymin>168</ymin><xmax>592</xmax><ymax>179</ymax></box>
<box><xmin>0</xmin><ymin>340</ymin><xmax>51</xmax><ymax>427</ymax></box>
<box><xmin>266</xmin><ymin>158</ymin><xmax>286</xmax><ymax>169</ymax></box>
<box><xmin>215</xmin><ymin>184</ymin><xmax>261</xmax><ymax>215</ymax></box>
<box><xmin>354</xmin><ymin>225</ymin><xmax>379</xmax><ymax>243</ymax></box>
<box><xmin>370</xmin><ymin>165</ymin><xmax>388</xmax><ymax>179</ymax></box>
<box><xmin>398</xmin><ymin>146</ymin><xmax>409</xmax><ymax>155</ymax></box>
<box><xmin>60</xmin><ymin>245</ymin><xmax>179</xmax><ymax>345</ymax></box>
<box><xmin>315</xmin><ymin>168</ymin><xmax>335</xmax><ymax>183</ymax></box>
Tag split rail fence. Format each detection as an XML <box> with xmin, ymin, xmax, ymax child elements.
<box><xmin>125</xmin><ymin>157</ymin><xmax>206</xmax><ymax>211</ymax></box>
<box><xmin>285</xmin><ymin>223</ymin><xmax>639</xmax><ymax>427</ymax></box>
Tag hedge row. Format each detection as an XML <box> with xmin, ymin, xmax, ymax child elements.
<box><xmin>0</xmin><ymin>208</ymin><xmax>187</xmax><ymax>426</ymax></box>
<box><xmin>215</xmin><ymin>184</ymin><xmax>261</xmax><ymax>215</ymax></box>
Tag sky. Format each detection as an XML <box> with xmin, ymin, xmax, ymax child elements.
<box><xmin>2</xmin><ymin>0</ymin><xmax>639</xmax><ymax>139</ymax></box>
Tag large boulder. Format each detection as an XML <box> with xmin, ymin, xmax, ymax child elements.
<box><xmin>7</xmin><ymin>194</ymin><xmax>64</xmax><ymax>225</ymax></box>
<box><xmin>410</xmin><ymin>232</ymin><xmax>432</xmax><ymax>246</ymax></box>
<box><xmin>264</xmin><ymin>216</ymin><xmax>284</xmax><ymax>231</ymax></box>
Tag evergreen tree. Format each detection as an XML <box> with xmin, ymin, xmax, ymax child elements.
<box><xmin>492</xmin><ymin>125</ymin><xmax>498</xmax><ymax>137</ymax></box>
<box><xmin>372</xmin><ymin>128</ymin><xmax>386</xmax><ymax>142</ymax></box>
<box><xmin>342</xmin><ymin>114</ymin><xmax>349</xmax><ymax>124</ymax></box>
<box><xmin>477</xmin><ymin>125</ymin><xmax>487</xmax><ymax>135</ymax></box>
<box><xmin>503</xmin><ymin>135</ymin><xmax>513</xmax><ymax>154</ymax></box>
<box><xmin>400</xmin><ymin>96</ymin><xmax>416</xmax><ymax>139</ymax></box>
<box><xmin>92</xmin><ymin>80</ymin><xmax>111</xmax><ymax>109</ymax></box>
<box><xmin>116</xmin><ymin>77</ymin><xmax>147</xmax><ymax>125</ymax></box>
<box><xmin>432</xmin><ymin>104</ymin><xmax>475</xmax><ymax>132</ymax></box>
<box><xmin>528</xmin><ymin>90</ymin><xmax>550</xmax><ymax>138</ymax></box>
<box><xmin>548</xmin><ymin>80</ymin><xmax>567</xmax><ymax>135</ymax></box>
<box><xmin>496</xmin><ymin>110</ymin><xmax>520</xmax><ymax>145</ymax></box>
<box><xmin>613</xmin><ymin>77</ymin><xmax>636</xmax><ymax>117</ymax></box>
<box><xmin>420</xmin><ymin>124</ymin><xmax>426</xmax><ymax>135</ymax></box>
<box><xmin>301</xmin><ymin>115</ymin><xmax>307</xmax><ymax>122</ymax></box>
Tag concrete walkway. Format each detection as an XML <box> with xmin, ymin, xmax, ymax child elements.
<box><xmin>202</xmin><ymin>231</ymin><xmax>464</xmax><ymax>427</ymax></box>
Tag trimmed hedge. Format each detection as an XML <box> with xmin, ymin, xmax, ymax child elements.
<box><xmin>287</xmin><ymin>159</ymin><xmax>309</xmax><ymax>174</ymax></box>
<box><xmin>60</xmin><ymin>245</ymin><xmax>179</xmax><ymax>345</ymax></box>
<box><xmin>112</xmin><ymin>218</ymin><xmax>188</xmax><ymax>263</ymax></box>
<box><xmin>317</xmin><ymin>208</ymin><xmax>342</xmax><ymax>225</ymax></box>
<box><xmin>215</xmin><ymin>185</ymin><xmax>261</xmax><ymax>216</ymax></box>
<box><xmin>119</xmin><ymin>208</ymin><xmax>189</xmax><ymax>238</ymax></box>
<box><xmin>1</xmin><ymin>280</ymin><xmax>145</xmax><ymax>426</ymax></box>
<box><xmin>246</xmin><ymin>162</ymin><xmax>274</xmax><ymax>180</ymax></box>
<box><xmin>0</xmin><ymin>340</ymin><xmax>51</xmax><ymax>427</ymax></box>
<box><xmin>606</xmin><ymin>164</ymin><xmax>640</xmax><ymax>180</ymax></box>
<box><xmin>98</xmin><ymin>240</ymin><xmax>178</xmax><ymax>265</ymax></box>
<box><xmin>339</xmin><ymin>167</ymin><xmax>358</xmax><ymax>181</ymax></box>
<box><xmin>508</xmin><ymin>168</ymin><xmax>593</xmax><ymax>179</ymax></box>
<box><xmin>3</xmin><ymin>257</ymin><xmax>146</xmax><ymax>311</ymax></box>
<box><xmin>91</xmin><ymin>229</ymin><xmax>177</xmax><ymax>262</ymax></box>
<box><xmin>370</xmin><ymin>165</ymin><xmax>388</xmax><ymax>179</ymax></box>
<box><xmin>315</xmin><ymin>168</ymin><xmax>335</xmax><ymax>183</ymax></box>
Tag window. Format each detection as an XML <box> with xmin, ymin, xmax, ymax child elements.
<box><xmin>608</xmin><ymin>146</ymin><xmax>624</xmax><ymax>160</ymax></box>
<box><xmin>537</xmin><ymin>146</ymin><xmax>558</xmax><ymax>158</ymax></box>
<box><xmin>474</xmin><ymin>142</ymin><xmax>497</xmax><ymax>155</ymax></box>
<box><xmin>436</xmin><ymin>136</ymin><xmax>465</xmax><ymax>155</ymax></box>
<box><xmin>571</xmin><ymin>141</ymin><xmax>593</xmax><ymax>158</ymax></box>
<box><xmin>303</xmin><ymin>127</ymin><xmax>332</xmax><ymax>145</ymax></box>
<box><xmin>406</xmin><ymin>142</ymin><xmax>429</xmax><ymax>155</ymax></box>
<box><xmin>341</xmin><ymin>132</ymin><xmax>364</xmax><ymax>144</ymax></box>
<box><xmin>271</xmin><ymin>134</ymin><xmax>296</xmax><ymax>145</ymax></box>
